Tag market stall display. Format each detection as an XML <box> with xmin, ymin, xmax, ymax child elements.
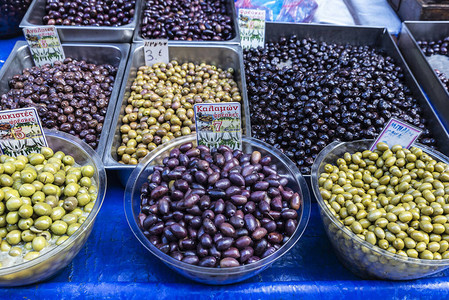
<box><xmin>399</xmin><ymin>21</ymin><xmax>449</xmax><ymax>132</ymax></box>
<box><xmin>0</xmin><ymin>129</ymin><xmax>106</xmax><ymax>286</ymax></box>
<box><xmin>103</xmin><ymin>43</ymin><xmax>250</xmax><ymax>177</ymax></box>
<box><xmin>0</xmin><ymin>42</ymin><xmax>130</xmax><ymax>159</ymax></box>
<box><xmin>20</xmin><ymin>0</ymin><xmax>140</xmax><ymax>42</ymax></box>
<box><xmin>312</xmin><ymin>139</ymin><xmax>449</xmax><ymax>279</ymax></box>
<box><xmin>244</xmin><ymin>22</ymin><xmax>449</xmax><ymax>177</ymax></box>
<box><xmin>125</xmin><ymin>134</ymin><xmax>310</xmax><ymax>284</ymax></box>
<box><xmin>134</xmin><ymin>0</ymin><xmax>239</xmax><ymax>43</ymax></box>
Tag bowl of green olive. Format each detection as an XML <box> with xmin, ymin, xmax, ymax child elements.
<box><xmin>312</xmin><ymin>139</ymin><xmax>449</xmax><ymax>280</ymax></box>
<box><xmin>0</xmin><ymin>129</ymin><xmax>106</xmax><ymax>286</ymax></box>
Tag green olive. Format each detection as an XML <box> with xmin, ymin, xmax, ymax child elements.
<box><xmin>67</xmin><ymin>223</ymin><xmax>81</xmax><ymax>236</ymax></box>
<box><xmin>23</xmin><ymin>251</ymin><xmax>39</xmax><ymax>261</ymax></box>
<box><xmin>33</xmin><ymin>202</ymin><xmax>53</xmax><ymax>216</ymax></box>
<box><xmin>63</xmin><ymin>197</ymin><xmax>78</xmax><ymax>211</ymax></box>
<box><xmin>21</xmin><ymin>230</ymin><xmax>36</xmax><ymax>242</ymax></box>
<box><xmin>34</xmin><ymin>216</ymin><xmax>52</xmax><ymax>230</ymax></box>
<box><xmin>5</xmin><ymin>230</ymin><xmax>21</xmax><ymax>245</ymax></box>
<box><xmin>32</xmin><ymin>236</ymin><xmax>47</xmax><ymax>251</ymax></box>
<box><xmin>51</xmin><ymin>220</ymin><xmax>68</xmax><ymax>235</ymax></box>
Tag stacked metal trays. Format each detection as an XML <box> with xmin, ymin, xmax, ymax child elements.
<box><xmin>398</xmin><ymin>21</ymin><xmax>449</xmax><ymax>131</ymax></box>
<box><xmin>133</xmin><ymin>0</ymin><xmax>240</xmax><ymax>43</ymax></box>
<box><xmin>19</xmin><ymin>0</ymin><xmax>140</xmax><ymax>42</ymax></box>
<box><xmin>0</xmin><ymin>41</ymin><xmax>130</xmax><ymax>159</ymax></box>
<box><xmin>103</xmin><ymin>43</ymin><xmax>250</xmax><ymax>180</ymax></box>
<box><xmin>257</xmin><ymin>22</ymin><xmax>449</xmax><ymax>178</ymax></box>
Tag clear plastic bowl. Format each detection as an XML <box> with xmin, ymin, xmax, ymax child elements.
<box><xmin>125</xmin><ymin>135</ymin><xmax>311</xmax><ymax>285</ymax></box>
<box><xmin>312</xmin><ymin>139</ymin><xmax>449</xmax><ymax>280</ymax></box>
<box><xmin>0</xmin><ymin>129</ymin><xmax>107</xmax><ymax>286</ymax></box>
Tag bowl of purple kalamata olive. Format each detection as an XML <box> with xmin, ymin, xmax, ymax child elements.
<box><xmin>124</xmin><ymin>134</ymin><xmax>311</xmax><ymax>285</ymax></box>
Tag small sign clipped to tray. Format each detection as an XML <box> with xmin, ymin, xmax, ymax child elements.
<box><xmin>23</xmin><ymin>26</ymin><xmax>65</xmax><ymax>67</ymax></box>
<box><xmin>194</xmin><ymin>103</ymin><xmax>242</xmax><ymax>150</ymax></box>
<box><xmin>370</xmin><ymin>117</ymin><xmax>423</xmax><ymax>151</ymax></box>
<box><xmin>0</xmin><ymin>108</ymin><xmax>48</xmax><ymax>157</ymax></box>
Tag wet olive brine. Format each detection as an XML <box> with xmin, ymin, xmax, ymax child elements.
<box><xmin>138</xmin><ymin>142</ymin><xmax>302</xmax><ymax>268</ymax></box>
<box><xmin>244</xmin><ymin>35</ymin><xmax>436</xmax><ymax>175</ymax></box>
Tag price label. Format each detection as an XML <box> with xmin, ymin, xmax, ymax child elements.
<box><xmin>194</xmin><ymin>103</ymin><xmax>242</xmax><ymax>150</ymax></box>
<box><xmin>238</xmin><ymin>9</ymin><xmax>266</xmax><ymax>50</ymax></box>
<box><xmin>0</xmin><ymin>108</ymin><xmax>48</xmax><ymax>157</ymax></box>
<box><xmin>370</xmin><ymin>117</ymin><xmax>423</xmax><ymax>151</ymax></box>
<box><xmin>144</xmin><ymin>39</ymin><xmax>169</xmax><ymax>66</ymax></box>
<box><xmin>23</xmin><ymin>26</ymin><xmax>65</xmax><ymax>67</ymax></box>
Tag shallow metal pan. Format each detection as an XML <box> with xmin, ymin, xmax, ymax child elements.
<box><xmin>0</xmin><ymin>41</ymin><xmax>130</xmax><ymax>159</ymax></box>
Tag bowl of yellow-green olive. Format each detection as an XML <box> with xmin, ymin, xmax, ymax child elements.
<box><xmin>0</xmin><ymin>129</ymin><xmax>106</xmax><ymax>286</ymax></box>
<box><xmin>311</xmin><ymin>139</ymin><xmax>449</xmax><ymax>280</ymax></box>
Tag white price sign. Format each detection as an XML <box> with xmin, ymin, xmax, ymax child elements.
<box><xmin>144</xmin><ymin>39</ymin><xmax>169</xmax><ymax>66</ymax></box>
<box><xmin>370</xmin><ymin>117</ymin><xmax>423</xmax><ymax>151</ymax></box>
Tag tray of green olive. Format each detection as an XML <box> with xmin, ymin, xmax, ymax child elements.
<box><xmin>312</xmin><ymin>139</ymin><xmax>449</xmax><ymax>280</ymax></box>
<box><xmin>0</xmin><ymin>129</ymin><xmax>106</xmax><ymax>286</ymax></box>
<box><xmin>103</xmin><ymin>43</ymin><xmax>250</xmax><ymax>181</ymax></box>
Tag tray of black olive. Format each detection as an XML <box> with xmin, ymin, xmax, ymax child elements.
<box><xmin>103</xmin><ymin>42</ymin><xmax>250</xmax><ymax>179</ymax></box>
<box><xmin>19</xmin><ymin>0</ymin><xmax>140</xmax><ymax>42</ymax></box>
<box><xmin>0</xmin><ymin>41</ymin><xmax>130</xmax><ymax>159</ymax></box>
<box><xmin>133</xmin><ymin>0</ymin><xmax>239</xmax><ymax>43</ymax></box>
<box><xmin>398</xmin><ymin>21</ymin><xmax>449</xmax><ymax>131</ymax></box>
<box><xmin>244</xmin><ymin>22</ymin><xmax>449</xmax><ymax>178</ymax></box>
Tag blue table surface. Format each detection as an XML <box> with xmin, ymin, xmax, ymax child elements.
<box><xmin>2</xmin><ymin>35</ymin><xmax>449</xmax><ymax>299</ymax></box>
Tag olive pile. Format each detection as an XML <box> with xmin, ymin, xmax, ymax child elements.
<box><xmin>0</xmin><ymin>147</ymin><xmax>97</xmax><ymax>267</ymax></box>
<box><xmin>244</xmin><ymin>35</ymin><xmax>435</xmax><ymax>174</ymax></box>
<box><xmin>417</xmin><ymin>38</ymin><xmax>449</xmax><ymax>92</ymax></box>
<box><xmin>0</xmin><ymin>0</ymin><xmax>32</xmax><ymax>38</ymax></box>
<box><xmin>435</xmin><ymin>69</ymin><xmax>449</xmax><ymax>91</ymax></box>
<box><xmin>1</xmin><ymin>58</ymin><xmax>117</xmax><ymax>150</ymax></box>
<box><xmin>117</xmin><ymin>61</ymin><xmax>242</xmax><ymax>165</ymax></box>
<box><xmin>319</xmin><ymin>142</ymin><xmax>449</xmax><ymax>260</ymax></box>
<box><xmin>140</xmin><ymin>0</ymin><xmax>233</xmax><ymax>41</ymax></box>
<box><xmin>139</xmin><ymin>142</ymin><xmax>301</xmax><ymax>268</ymax></box>
<box><xmin>43</xmin><ymin>0</ymin><xmax>136</xmax><ymax>26</ymax></box>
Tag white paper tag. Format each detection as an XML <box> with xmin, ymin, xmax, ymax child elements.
<box><xmin>23</xmin><ymin>26</ymin><xmax>65</xmax><ymax>67</ymax></box>
<box><xmin>238</xmin><ymin>9</ymin><xmax>266</xmax><ymax>50</ymax></box>
<box><xmin>370</xmin><ymin>117</ymin><xmax>423</xmax><ymax>151</ymax></box>
<box><xmin>144</xmin><ymin>39</ymin><xmax>169</xmax><ymax>66</ymax></box>
<box><xmin>0</xmin><ymin>107</ymin><xmax>48</xmax><ymax>157</ymax></box>
<box><xmin>194</xmin><ymin>103</ymin><xmax>242</xmax><ymax>150</ymax></box>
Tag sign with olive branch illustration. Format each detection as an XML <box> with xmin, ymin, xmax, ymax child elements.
<box><xmin>23</xmin><ymin>26</ymin><xmax>65</xmax><ymax>67</ymax></box>
<box><xmin>194</xmin><ymin>103</ymin><xmax>242</xmax><ymax>150</ymax></box>
<box><xmin>0</xmin><ymin>107</ymin><xmax>48</xmax><ymax>157</ymax></box>
<box><xmin>238</xmin><ymin>9</ymin><xmax>266</xmax><ymax>50</ymax></box>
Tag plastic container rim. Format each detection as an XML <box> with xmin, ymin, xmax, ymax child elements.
<box><xmin>311</xmin><ymin>138</ymin><xmax>449</xmax><ymax>267</ymax></box>
<box><xmin>0</xmin><ymin>129</ymin><xmax>107</xmax><ymax>275</ymax></box>
<box><xmin>124</xmin><ymin>134</ymin><xmax>311</xmax><ymax>275</ymax></box>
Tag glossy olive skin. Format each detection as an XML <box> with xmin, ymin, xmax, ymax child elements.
<box><xmin>139</xmin><ymin>142</ymin><xmax>302</xmax><ymax>268</ymax></box>
<box><xmin>43</xmin><ymin>0</ymin><xmax>136</xmax><ymax>27</ymax></box>
<box><xmin>2</xmin><ymin>58</ymin><xmax>117</xmax><ymax>149</ymax></box>
<box><xmin>244</xmin><ymin>35</ymin><xmax>436</xmax><ymax>175</ymax></box>
<box><xmin>0</xmin><ymin>147</ymin><xmax>98</xmax><ymax>267</ymax></box>
<box><xmin>140</xmin><ymin>0</ymin><xmax>233</xmax><ymax>41</ymax></box>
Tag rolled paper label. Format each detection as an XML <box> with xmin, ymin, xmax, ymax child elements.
<box><xmin>194</xmin><ymin>102</ymin><xmax>242</xmax><ymax>150</ymax></box>
<box><xmin>23</xmin><ymin>26</ymin><xmax>65</xmax><ymax>67</ymax></box>
<box><xmin>144</xmin><ymin>39</ymin><xmax>169</xmax><ymax>66</ymax></box>
<box><xmin>238</xmin><ymin>9</ymin><xmax>266</xmax><ymax>50</ymax></box>
<box><xmin>370</xmin><ymin>117</ymin><xmax>423</xmax><ymax>151</ymax></box>
<box><xmin>0</xmin><ymin>107</ymin><xmax>48</xmax><ymax>157</ymax></box>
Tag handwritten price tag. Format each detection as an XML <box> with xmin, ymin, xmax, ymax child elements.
<box><xmin>238</xmin><ymin>9</ymin><xmax>266</xmax><ymax>50</ymax></box>
<box><xmin>23</xmin><ymin>26</ymin><xmax>65</xmax><ymax>67</ymax></box>
<box><xmin>194</xmin><ymin>103</ymin><xmax>242</xmax><ymax>150</ymax></box>
<box><xmin>370</xmin><ymin>117</ymin><xmax>423</xmax><ymax>151</ymax></box>
<box><xmin>144</xmin><ymin>39</ymin><xmax>169</xmax><ymax>66</ymax></box>
<box><xmin>0</xmin><ymin>108</ymin><xmax>48</xmax><ymax>157</ymax></box>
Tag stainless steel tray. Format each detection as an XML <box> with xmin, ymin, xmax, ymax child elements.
<box><xmin>398</xmin><ymin>21</ymin><xmax>449</xmax><ymax>132</ymax></box>
<box><xmin>133</xmin><ymin>0</ymin><xmax>240</xmax><ymax>44</ymax></box>
<box><xmin>0</xmin><ymin>41</ymin><xmax>130</xmax><ymax>159</ymax></box>
<box><xmin>103</xmin><ymin>43</ymin><xmax>250</xmax><ymax>178</ymax></box>
<box><xmin>261</xmin><ymin>22</ymin><xmax>449</xmax><ymax>180</ymax></box>
<box><xmin>19</xmin><ymin>0</ymin><xmax>140</xmax><ymax>42</ymax></box>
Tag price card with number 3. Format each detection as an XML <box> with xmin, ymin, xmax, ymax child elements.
<box><xmin>144</xmin><ymin>39</ymin><xmax>169</xmax><ymax>66</ymax></box>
